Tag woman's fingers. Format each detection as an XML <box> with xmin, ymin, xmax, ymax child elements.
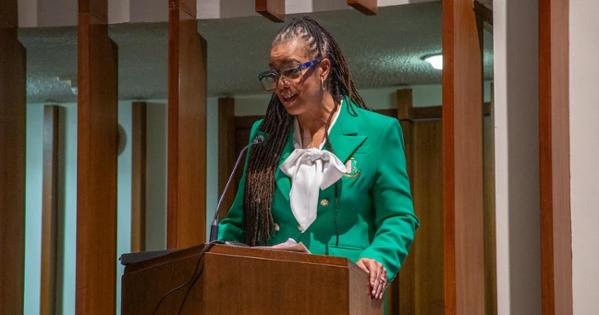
<box><xmin>369</xmin><ymin>260</ymin><xmax>379</xmax><ymax>288</ymax></box>
<box><xmin>378</xmin><ymin>269</ymin><xmax>387</xmax><ymax>299</ymax></box>
<box><xmin>372</xmin><ymin>262</ymin><xmax>382</xmax><ymax>296</ymax></box>
<box><xmin>374</xmin><ymin>263</ymin><xmax>387</xmax><ymax>299</ymax></box>
<box><xmin>356</xmin><ymin>259</ymin><xmax>369</xmax><ymax>274</ymax></box>
<box><xmin>356</xmin><ymin>258</ymin><xmax>387</xmax><ymax>300</ymax></box>
<box><xmin>376</xmin><ymin>271</ymin><xmax>386</xmax><ymax>299</ymax></box>
<box><xmin>368</xmin><ymin>259</ymin><xmax>383</xmax><ymax>299</ymax></box>
<box><xmin>375</xmin><ymin>268</ymin><xmax>387</xmax><ymax>299</ymax></box>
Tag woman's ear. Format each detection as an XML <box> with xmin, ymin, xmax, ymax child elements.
<box><xmin>319</xmin><ymin>58</ymin><xmax>331</xmax><ymax>81</ymax></box>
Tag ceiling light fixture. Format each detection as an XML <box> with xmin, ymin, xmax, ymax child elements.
<box><xmin>422</xmin><ymin>53</ymin><xmax>443</xmax><ymax>70</ymax></box>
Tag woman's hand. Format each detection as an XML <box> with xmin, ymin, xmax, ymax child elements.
<box><xmin>356</xmin><ymin>258</ymin><xmax>387</xmax><ymax>300</ymax></box>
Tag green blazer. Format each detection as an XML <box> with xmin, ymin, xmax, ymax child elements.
<box><xmin>218</xmin><ymin>99</ymin><xmax>419</xmax><ymax>282</ymax></box>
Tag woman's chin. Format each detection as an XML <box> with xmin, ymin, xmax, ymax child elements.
<box><xmin>281</xmin><ymin>99</ymin><xmax>303</xmax><ymax>115</ymax></box>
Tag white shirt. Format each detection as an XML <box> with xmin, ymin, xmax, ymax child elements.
<box><xmin>279</xmin><ymin>101</ymin><xmax>346</xmax><ymax>232</ymax></box>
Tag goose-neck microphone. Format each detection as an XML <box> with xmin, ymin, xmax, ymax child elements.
<box><xmin>209</xmin><ymin>134</ymin><xmax>265</xmax><ymax>242</ymax></box>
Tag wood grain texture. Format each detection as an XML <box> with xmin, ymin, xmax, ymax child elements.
<box><xmin>41</xmin><ymin>106</ymin><xmax>65</xmax><ymax>315</ymax></box>
<box><xmin>483</xmin><ymin>113</ymin><xmax>497</xmax><ymax>315</ymax></box>
<box><xmin>255</xmin><ymin>0</ymin><xmax>285</xmax><ymax>22</ymax></box>
<box><xmin>122</xmin><ymin>245</ymin><xmax>382</xmax><ymax>315</ymax></box>
<box><xmin>76</xmin><ymin>1</ymin><xmax>118</xmax><ymax>313</ymax></box>
<box><xmin>396</xmin><ymin>90</ymin><xmax>417</xmax><ymax>315</ymax></box>
<box><xmin>347</xmin><ymin>0</ymin><xmax>378</xmax><ymax>15</ymax></box>
<box><xmin>396</xmin><ymin>89</ymin><xmax>444</xmax><ymax>314</ymax></box>
<box><xmin>0</xmin><ymin>18</ymin><xmax>26</xmax><ymax>315</ymax></box>
<box><xmin>217</xmin><ymin>98</ymin><xmax>236</xmax><ymax>217</ymax></box>
<box><xmin>0</xmin><ymin>0</ymin><xmax>17</xmax><ymax>28</ymax></box>
<box><xmin>132</xmin><ymin>102</ymin><xmax>147</xmax><ymax>252</ymax></box>
<box><xmin>78</xmin><ymin>0</ymin><xmax>107</xmax><ymax>22</ymax></box>
<box><xmin>442</xmin><ymin>0</ymin><xmax>485</xmax><ymax>314</ymax></box>
<box><xmin>539</xmin><ymin>0</ymin><xmax>572</xmax><ymax>314</ymax></box>
<box><xmin>413</xmin><ymin>121</ymin><xmax>444</xmax><ymax>315</ymax></box>
<box><xmin>175</xmin><ymin>0</ymin><xmax>197</xmax><ymax>17</ymax></box>
<box><xmin>167</xmin><ymin>1</ymin><xmax>208</xmax><ymax>249</ymax></box>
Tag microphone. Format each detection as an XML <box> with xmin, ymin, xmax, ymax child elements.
<box><xmin>209</xmin><ymin>134</ymin><xmax>265</xmax><ymax>242</ymax></box>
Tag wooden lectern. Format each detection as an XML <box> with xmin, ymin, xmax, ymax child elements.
<box><xmin>121</xmin><ymin>244</ymin><xmax>383</xmax><ymax>315</ymax></box>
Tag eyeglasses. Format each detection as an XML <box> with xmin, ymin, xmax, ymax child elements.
<box><xmin>258</xmin><ymin>59</ymin><xmax>321</xmax><ymax>91</ymax></box>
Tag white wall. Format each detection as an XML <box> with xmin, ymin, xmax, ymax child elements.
<box><xmin>24</xmin><ymin>102</ymin><xmax>78</xmax><ymax>315</ymax></box>
<box><xmin>24</xmin><ymin>101</ymin><xmax>135</xmax><ymax>315</ymax></box>
<box><xmin>17</xmin><ymin>0</ymin><xmax>37</xmax><ymax>27</ymax></box>
<box><xmin>493</xmin><ymin>0</ymin><xmax>541</xmax><ymax>314</ymax></box>
<box><xmin>116</xmin><ymin>102</ymin><xmax>133</xmax><ymax>315</ymax></box>
<box><xmin>24</xmin><ymin>103</ymin><xmax>44</xmax><ymax>315</ymax></box>
<box><xmin>144</xmin><ymin>101</ymin><xmax>168</xmax><ymax>250</ymax></box>
<box><xmin>37</xmin><ymin>0</ymin><xmax>76</xmax><ymax>26</ymax></box>
<box><xmin>570</xmin><ymin>1</ymin><xmax>599</xmax><ymax>313</ymax></box>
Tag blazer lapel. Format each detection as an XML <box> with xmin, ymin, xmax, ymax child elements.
<box><xmin>273</xmin><ymin>98</ymin><xmax>367</xmax><ymax>202</ymax></box>
<box><xmin>328</xmin><ymin>99</ymin><xmax>367</xmax><ymax>164</ymax></box>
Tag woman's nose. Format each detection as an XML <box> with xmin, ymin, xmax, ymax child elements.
<box><xmin>277</xmin><ymin>75</ymin><xmax>291</xmax><ymax>89</ymax></box>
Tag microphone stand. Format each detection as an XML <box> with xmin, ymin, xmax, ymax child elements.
<box><xmin>209</xmin><ymin>135</ymin><xmax>264</xmax><ymax>242</ymax></box>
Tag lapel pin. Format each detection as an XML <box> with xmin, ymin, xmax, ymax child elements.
<box><xmin>344</xmin><ymin>156</ymin><xmax>361</xmax><ymax>178</ymax></box>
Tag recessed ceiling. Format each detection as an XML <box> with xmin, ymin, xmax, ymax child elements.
<box><xmin>18</xmin><ymin>2</ymin><xmax>492</xmax><ymax>103</ymax></box>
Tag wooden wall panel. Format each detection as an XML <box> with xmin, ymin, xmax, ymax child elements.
<box><xmin>347</xmin><ymin>0</ymin><xmax>378</xmax><ymax>15</ymax></box>
<box><xmin>0</xmin><ymin>3</ymin><xmax>25</xmax><ymax>313</ymax></box>
<box><xmin>539</xmin><ymin>0</ymin><xmax>572</xmax><ymax>314</ymax></box>
<box><xmin>483</xmin><ymin>113</ymin><xmax>497</xmax><ymax>315</ymax></box>
<box><xmin>167</xmin><ymin>0</ymin><xmax>207</xmax><ymax>249</ymax></box>
<box><xmin>395</xmin><ymin>91</ymin><xmax>496</xmax><ymax>315</ymax></box>
<box><xmin>256</xmin><ymin>0</ymin><xmax>285</xmax><ymax>22</ymax></box>
<box><xmin>131</xmin><ymin>102</ymin><xmax>147</xmax><ymax>252</ymax></box>
<box><xmin>396</xmin><ymin>90</ymin><xmax>416</xmax><ymax>315</ymax></box>
<box><xmin>218</xmin><ymin>97</ymin><xmax>236</xmax><ymax>217</ymax></box>
<box><xmin>412</xmin><ymin>121</ymin><xmax>444</xmax><ymax>314</ymax></box>
<box><xmin>41</xmin><ymin>106</ymin><xmax>65</xmax><ymax>315</ymax></box>
<box><xmin>442</xmin><ymin>0</ymin><xmax>485</xmax><ymax>314</ymax></box>
<box><xmin>396</xmin><ymin>90</ymin><xmax>444</xmax><ymax>315</ymax></box>
<box><xmin>76</xmin><ymin>0</ymin><xmax>118</xmax><ymax>313</ymax></box>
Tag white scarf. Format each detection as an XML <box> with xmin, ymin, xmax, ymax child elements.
<box><xmin>280</xmin><ymin>103</ymin><xmax>346</xmax><ymax>232</ymax></box>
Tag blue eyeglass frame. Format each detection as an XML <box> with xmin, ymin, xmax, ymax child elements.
<box><xmin>258</xmin><ymin>59</ymin><xmax>322</xmax><ymax>88</ymax></box>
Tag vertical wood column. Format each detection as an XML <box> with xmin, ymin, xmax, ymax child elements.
<box><xmin>167</xmin><ymin>0</ymin><xmax>208</xmax><ymax>249</ymax></box>
<box><xmin>0</xmin><ymin>0</ymin><xmax>25</xmax><ymax>313</ymax></box>
<box><xmin>396</xmin><ymin>89</ymin><xmax>416</xmax><ymax>315</ymax></box>
<box><xmin>347</xmin><ymin>0</ymin><xmax>378</xmax><ymax>15</ymax></box>
<box><xmin>131</xmin><ymin>102</ymin><xmax>147</xmax><ymax>252</ymax></box>
<box><xmin>256</xmin><ymin>0</ymin><xmax>285</xmax><ymax>22</ymax></box>
<box><xmin>218</xmin><ymin>97</ymin><xmax>236</xmax><ymax>216</ymax></box>
<box><xmin>41</xmin><ymin>106</ymin><xmax>65</xmax><ymax>315</ymax></box>
<box><xmin>442</xmin><ymin>0</ymin><xmax>485</xmax><ymax>314</ymax></box>
<box><xmin>539</xmin><ymin>0</ymin><xmax>572</xmax><ymax>314</ymax></box>
<box><xmin>76</xmin><ymin>0</ymin><xmax>118</xmax><ymax>314</ymax></box>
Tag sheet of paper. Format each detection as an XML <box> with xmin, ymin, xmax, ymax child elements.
<box><xmin>266</xmin><ymin>238</ymin><xmax>311</xmax><ymax>254</ymax></box>
<box><xmin>226</xmin><ymin>238</ymin><xmax>311</xmax><ymax>254</ymax></box>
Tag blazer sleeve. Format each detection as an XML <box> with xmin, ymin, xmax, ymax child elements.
<box><xmin>217</xmin><ymin>119</ymin><xmax>263</xmax><ymax>243</ymax></box>
<box><xmin>358</xmin><ymin>119</ymin><xmax>420</xmax><ymax>282</ymax></box>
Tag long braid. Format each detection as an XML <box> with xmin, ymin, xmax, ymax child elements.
<box><xmin>243</xmin><ymin>16</ymin><xmax>368</xmax><ymax>245</ymax></box>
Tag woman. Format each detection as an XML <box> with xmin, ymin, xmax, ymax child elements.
<box><xmin>218</xmin><ymin>17</ymin><xmax>419</xmax><ymax>300</ymax></box>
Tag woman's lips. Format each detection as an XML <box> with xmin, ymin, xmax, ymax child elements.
<box><xmin>281</xmin><ymin>94</ymin><xmax>298</xmax><ymax>103</ymax></box>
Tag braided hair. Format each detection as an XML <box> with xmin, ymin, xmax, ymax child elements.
<box><xmin>243</xmin><ymin>16</ymin><xmax>368</xmax><ymax>245</ymax></box>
